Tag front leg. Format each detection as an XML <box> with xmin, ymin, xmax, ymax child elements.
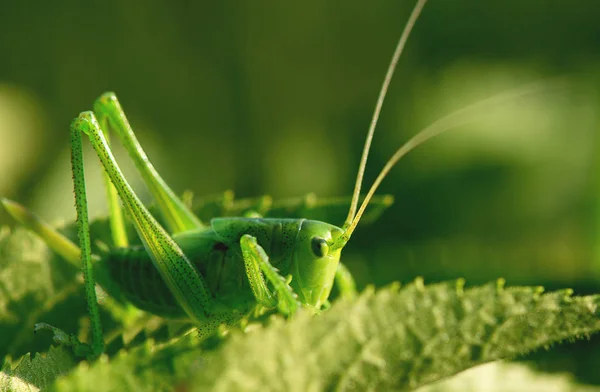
<box><xmin>240</xmin><ymin>235</ymin><xmax>300</xmax><ymax>316</ymax></box>
<box><xmin>335</xmin><ymin>262</ymin><xmax>357</xmax><ymax>300</ymax></box>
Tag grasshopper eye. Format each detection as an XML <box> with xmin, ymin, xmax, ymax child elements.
<box><xmin>311</xmin><ymin>237</ymin><xmax>329</xmax><ymax>258</ymax></box>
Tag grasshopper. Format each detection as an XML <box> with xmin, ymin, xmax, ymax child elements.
<box><xmin>1</xmin><ymin>0</ymin><xmax>549</xmax><ymax>360</ymax></box>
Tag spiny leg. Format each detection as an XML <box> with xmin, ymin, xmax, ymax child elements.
<box><xmin>34</xmin><ymin>126</ymin><xmax>105</xmax><ymax>360</ymax></box>
<box><xmin>99</xmin><ymin>129</ymin><xmax>129</xmax><ymax>248</ymax></box>
<box><xmin>240</xmin><ymin>234</ymin><xmax>300</xmax><ymax>315</ymax></box>
<box><xmin>73</xmin><ymin>112</ymin><xmax>223</xmax><ymax>329</ymax></box>
<box><xmin>93</xmin><ymin>92</ymin><xmax>203</xmax><ymax>234</ymax></box>
<box><xmin>335</xmin><ymin>262</ymin><xmax>357</xmax><ymax>300</ymax></box>
<box><xmin>240</xmin><ymin>237</ymin><xmax>277</xmax><ymax>309</ymax></box>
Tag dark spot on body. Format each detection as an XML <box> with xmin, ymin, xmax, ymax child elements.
<box><xmin>213</xmin><ymin>242</ymin><xmax>228</xmax><ymax>251</ymax></box>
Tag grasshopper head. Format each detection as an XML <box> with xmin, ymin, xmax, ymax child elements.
<box><xmin>289</xmin><ymin>220</ymin><xmax>344</xmax><ymax>310</ymax></box>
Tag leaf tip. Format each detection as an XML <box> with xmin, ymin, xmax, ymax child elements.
<box><xmin>456</xmin><ymin>278</ymin><xmax>465</xmax><ymax>295</ymax></box>
<box><xmin>389</xmin><ymin>281</ymin><xmax>402</xmax><ymax>292</ymax></box>
<box><xmin>304</xmin><ymin>192</ymin><xmax>317</xmax><ymax>208</ymax></box>
<box><xmin>414</xmin><ymin>276</ymin><xmax>425</xmax><ymax>291</ymax></box>
<box><xmin>382</xmin><ymin>194</ymin><xmax>395</xmax><ymax>206</ymax></box>
<box><xmin>534</xmin><ymin>285</ymin><xmax>546</xmax><ymax>298</ymax></box>
<box><xmin>562</xmin><ymin>288</ymin><xmax>574</xmax><ymax>300</ymax></box>
<box><xmin>496</xmin><ymin>278</ymin><xmax>506</xmax><ymax>292</ymax></box>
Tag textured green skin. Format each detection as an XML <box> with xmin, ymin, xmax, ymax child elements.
<box><xmin>104</xmin><ymin>217</ymin><xmax>343</xmax><ymax>320</ymax></box>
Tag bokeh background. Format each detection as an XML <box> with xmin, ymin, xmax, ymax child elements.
<box><xmin>0</xmin><ymin>0</ymin><xmax>599</xmax><ymax>383</ymax></box>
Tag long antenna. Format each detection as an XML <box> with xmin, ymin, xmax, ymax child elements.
<box><xmin>331</xmin><ymin>80</ymin><xmax>565</xmax><ymax>251</ymax></box>
<box><xmin>344</xmin><ymin>0</ymin><xmax>429</xmax><ymax>229</ymax></box>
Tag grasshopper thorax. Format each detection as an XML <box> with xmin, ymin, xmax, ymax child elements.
<box><xmin>211</xmin><ymin>217</ymin><xmax>344</xmax><ymax>310</ymax></box>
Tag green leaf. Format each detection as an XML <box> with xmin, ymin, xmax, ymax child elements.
<box><xmin>189</xmin><ymin>192</ymin><xmax>393</xmax><ymax>227</ymax></box>
<box><xmin>51</xmin><ymin>336</ymin><xmax>205</xmax><ymax>392</ymax></box>
<box><xmin>184</xmin><ymin>280</ymin><xmax>600</xmax><ymax>391</ymax></box>
<box><xmin>0</xmin><ymin>225</ymin><xmax>177</xmax><ymax>361</ymax></box>
<box><xmin>41</xmin><ymin>280</ymin><xmax>600</xmax><ymax>391</ymax></box>
<box><xmin>0</xmin><ymin>227</ymin><xmax>84</xmax><ymax>360</ymax></box>
<box><xmin>0</xmin><ymin>346</ymin><xmax>75</xmax><ymax>391</ymax></box>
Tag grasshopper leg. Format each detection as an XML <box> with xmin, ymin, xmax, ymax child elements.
<box><xmin>240</xmin><ymin>234</ymin><xmax>300</xmax><ymax>315</ymax></box>
<box><xmin>32</xmin><ymin>124</ymin><xmax>108</xmax><ymax>360</ymax></box>
<box><xmin>73</xmin><ymin>112</ymin><xmax>219</xmax><ymax>330</ymax></box>
<box><xmin>335</xmin><ymin>262</ymin><xmax>357</xmax><ymax>300</ymax></box>
<box><xmin>93</xmin><ymin>92</ymin><xmax>203</xmax><ymax>234</ymax></box>
<box><xmin>99</xmin><ymin>129</ymin><xmax>129</xmax><ymax>248</ymax></box>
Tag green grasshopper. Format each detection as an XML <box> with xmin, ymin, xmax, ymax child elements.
<box><xmin>0</xmin><ymin>0</ymin><xmax>550</xmax><ymax>360</ymax></box>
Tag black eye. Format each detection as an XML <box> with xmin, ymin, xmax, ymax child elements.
<box><xmin>311</xmin><ymin>237</ymin><xmax>329</xmax><ymax>258</ymax></box>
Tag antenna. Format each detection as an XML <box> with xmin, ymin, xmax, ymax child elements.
<box><xmin>344</xmin><ymin>0</ymin><xmax>429</xmax><ymax>229</ymax></box>
<box><xmin>331</xmin><ymin>80</ymin><xmax>564</xmax><ymax>251</ymax></box>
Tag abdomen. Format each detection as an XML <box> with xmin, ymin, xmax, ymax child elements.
<box><xmin>102</xmin><ymin>229</ymin><xmax>251</xmax><ymax>320</ymax></box>
<box><xmin>105</xmin><ymin>246</ymin><xmax>189</xmax><ymax>319</ymax></box>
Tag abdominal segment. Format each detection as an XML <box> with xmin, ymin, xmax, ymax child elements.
<box><xmin>104</xmin><ymin>241</ymin><xmax>251</xmax><ymax>319</ymax></box>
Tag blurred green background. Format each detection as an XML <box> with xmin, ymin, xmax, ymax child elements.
<box><xmin>0</xmin><ymin>0</ymin><xmax>599</xmax><ymax>380</ymax></box>
<box><xmin>1</xmin><ymin>0</ymin><xmax>599</xmax><ymax>289</ymax></box>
